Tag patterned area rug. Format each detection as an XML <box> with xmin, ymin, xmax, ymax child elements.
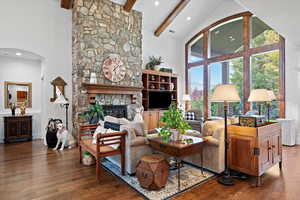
<box><xmin>102</xmin><ymin>160</ymin><xmax>215</xmax><ymax>200</ymax></box>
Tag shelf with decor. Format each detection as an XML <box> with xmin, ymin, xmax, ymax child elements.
<box><xmin>142</xmin><ymin>69</ymin><xmax>178</xmax><ymax>130</ymax></box>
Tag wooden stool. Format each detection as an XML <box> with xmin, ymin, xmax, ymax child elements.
<box><xmin>136</xmin><ymin>154</ymin><xmax>169</xmax><ymax>190</ymax></box>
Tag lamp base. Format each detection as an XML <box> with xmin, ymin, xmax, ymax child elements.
<box><xmin>218</xmin><ymin>173</ymin><xmax>234</xmax><ymax>186</ymax></box>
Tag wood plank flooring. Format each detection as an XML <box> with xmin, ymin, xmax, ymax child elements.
<box><xmin>0</xmin><ymin>140</ymin><xmax>300</xmax><ymax>200</ymax></box>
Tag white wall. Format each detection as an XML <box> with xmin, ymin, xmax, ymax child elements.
<box><xmin>0</xmin><ymin>56</ymin><xmax>43</xmax><ymax>142</ymax></box>
<box><xmin>0</xmin><ymin>0</ymin><xmax>72</xmax><ymax>141</ymax></box>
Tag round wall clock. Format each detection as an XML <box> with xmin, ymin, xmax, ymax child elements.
<box><xmin>102</xmin><ymin>55</ymin><xmax>126</xmax><ymax>82</ymax></box>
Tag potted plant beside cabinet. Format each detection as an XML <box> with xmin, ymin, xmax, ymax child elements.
<box><xmin>80</xmin><ymin>102</ymin><xmax>104</xmax><ymax>124</ymax></box>
<box><xmin>159</xmin><ymin>103</ymin><xmax>191</xmax><ymax>142</ymax></box>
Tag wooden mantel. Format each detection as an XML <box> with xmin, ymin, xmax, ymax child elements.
<box><xmin>83</xmin><ymin>83</ymin><xmax>143</xmax><ymax>104</ymax></box>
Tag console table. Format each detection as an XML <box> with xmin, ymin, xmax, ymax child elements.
<box><xmin>4</xmin><ymin>115</ymin><xmax>32</xmax><ymax>143</ymax></box>
<box><xmin>228</xmin><ymin>122</ymin><xmax>282</xmax><ymax>186</ymax></box>
<box><xmin>148</xmin><ymin>135</ymin><xmax>206</xmax><ymax>190</ymax></box>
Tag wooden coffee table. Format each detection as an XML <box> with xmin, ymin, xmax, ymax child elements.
<box><xmin>148</xmin><ymin>135</ymin><xmax>207</xmax><ymax>190</ymax></box>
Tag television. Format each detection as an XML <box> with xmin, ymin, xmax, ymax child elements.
<box><xmin>149</xmin><ymin>91</ymin><xmax>172</xmax><ymax>109</ymax></box>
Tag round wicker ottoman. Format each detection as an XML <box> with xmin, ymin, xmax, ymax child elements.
<box><xmin>136</xmin><ymin>154</ymin><xmax>169</xmax><ymax>190</ymax></box>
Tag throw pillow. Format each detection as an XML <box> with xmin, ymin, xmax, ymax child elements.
<box><xmin>104</xmin><ymin>121</ymin><xmax>121</xmax><ymax>131</ymax></box>
<box><xmin>185</xmin><ymin>112</ymin><xmax>195</xmax><ymax>120</ymax></box>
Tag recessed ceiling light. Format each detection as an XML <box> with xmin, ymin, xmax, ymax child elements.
<box><xmin>154</xmin><ymin>1</ymin><xmax>159</xmax><ymax>6</ymax></box>
<box><xmin>187</xmin><ymin>17</ymin><xmax>192</xmax><ymax>21</ymax></box>
<box><xmin>16</xmin><ymin>52</ymin><xmax>22</xmax><ymax>56</ymax></box>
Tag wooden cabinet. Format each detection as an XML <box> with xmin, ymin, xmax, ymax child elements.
<box><xmin>228</xmin><ymin>122</ymin><xmax>282</xmax><ymax>185</ymax></box>
<box><xmin>143</xmin><ymin>110</ymin><xmax>165</xmax><ymax>130</ymax></box>
<box><xmin>4</xmin><ymin>116</ymin><xmax>32</xmax><ymax>143</ymax></box>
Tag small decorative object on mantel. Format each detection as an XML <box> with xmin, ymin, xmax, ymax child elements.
<box><xmin>159</xmin><ymin>103</ymin><xmax>191</xmax><ymax>142</ymax></box>
<box><xmin>102</xmin><ymin>54</ymin><xmax>126</xmax><ymax>82</ymax></box>
<box><xmin>145</xmin><ymin>56</ymin><xmax>163</xmax><ymax>71</ymax></box>
<box><xmin>90</xmin><ymin>72</ymin><xmax>97</xmax><ymax>84</ymax></box>
<box><xmin>160</xmin><ymin>67</ymin><xmax>173</xmax><ymax>73</ymax></box>
<box><xmin>50</xmin><ymin>76</ymin><xmax>67</xmax><ymax>102</ymax></box>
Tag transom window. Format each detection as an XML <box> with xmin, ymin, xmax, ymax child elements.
<box><xmin>186</xmin><ymin>12</ymin><xmax>285</xmax><ymax>119</ymax></box>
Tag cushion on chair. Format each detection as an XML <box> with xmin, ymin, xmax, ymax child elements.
<box><xmin>185</xmin><ymin>112</ymin><xmax>195</xmax><ymax>120</ymax></box>
<box><xmin>104</xmin><ymin>121</ymin><xmax>121</xmax><ymax>131</ymax></box>
<box><xmin>130</xmin><ymin>136</ymin><xmax>149</xmax><ymax>147</ymax></box>
<box><xmin>81</xmin><ymin>139</ymin><xmax>115</xmax><ymax>153</ymax></box>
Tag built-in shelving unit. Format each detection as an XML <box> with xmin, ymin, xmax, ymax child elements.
<box><xmin>142</xmin><ymin>69</ymin><xmax>178</xmax><ymax>111</ymax></box>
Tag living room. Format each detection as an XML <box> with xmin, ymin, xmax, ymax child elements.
<box><xmin>0</xmin><ymin>0</ymin><xmax>300</xmax><ymax>199</ymax></box>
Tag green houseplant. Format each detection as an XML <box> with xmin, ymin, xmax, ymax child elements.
<box><xmin>159</xmin><ymin>103</ymin><xmax>191</xmax><ymax>142</ymax></box>
<box><xmin>145</xmin><ymin>56</ymin><xmax>163</xmax><ymax>71</ymax></box>
<box><xmin>80</xmin><ymin>102</ymin><xmax>104</xmax><ymax>124</ymax></box>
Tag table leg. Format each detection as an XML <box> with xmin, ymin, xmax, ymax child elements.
<box><xmin>177</xmin><ymin>158</ymin><xmax>181</xmax><ymax>191</ymax></box>
<box><xmin>200</xmin><ymin>146</ymin><xmax>205</xmax><ymax>177</ymax></box>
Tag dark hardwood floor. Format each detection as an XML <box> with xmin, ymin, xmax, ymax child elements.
<box><xmin>0</xmin><ymin>140</ymin><xmax>300</xmax><ymax>200</ymax></box>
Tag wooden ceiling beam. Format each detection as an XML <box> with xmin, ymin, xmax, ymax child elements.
<box><xmin>124</xmin><ymin>0</ymin><xmax>137</xmax><ymax>12</ymax></box>
<box><xmin>154</xmin><ymin>0</ymin><xmax>190</xmax><ymax>37</ymax></box>
<box><xmin>61</xmin><ymin>0</ymin><xmax>73</xmax><ymax>9</ymax></box>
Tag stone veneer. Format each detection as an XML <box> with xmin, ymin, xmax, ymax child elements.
<box><xmin>72</xmin><ymin>0</ymin><xmax>143</xmax><ymax>133</ymax></box>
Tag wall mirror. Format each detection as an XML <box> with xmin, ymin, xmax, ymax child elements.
<box><xmin>50</xmin><ymin>76</ymin><xmax>67</xmax><ymax>102</ymax></box>
<box><xmin>4</xmin><ymin>81</ymin><xmax>32</xmax><ymax>108</ymax></box>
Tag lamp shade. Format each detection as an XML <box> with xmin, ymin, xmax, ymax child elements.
<box><xmin>248</xmin><ymin>89</ymin><xmax>271</xmax><ymax>102</ymax></box>
<box><xmin>267</xmin><ymin>90</ymin><xmax>276</xmax><ymax>101</ymax></box>
<box><xmin>183</xmin><ymin>94</ymin><xmax>191</xmax><ymax>101</ymax></box>
<box><xmin>211</xmin><ymin>84</ymin><xmax>240</xmax><ymax>102</ymax></box>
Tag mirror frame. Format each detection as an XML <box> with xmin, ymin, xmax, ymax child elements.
<box><xmin>4</xmin><ymin>81</ymin><xmax>32</xmax><ymax>108</ymax></box>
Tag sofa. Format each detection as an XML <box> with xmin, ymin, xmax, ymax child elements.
<box><xmin>105</xmin><ymin>119</ymin><xmax>152</xmax><ymax>175</ymax></box>
<box><xmin>184</xmin><ymin>118</ymin><xmax>238</xmax><ymax>174</ymax></box>
<box><xmin>185</xmin><ymin>109</ymin><xmax>203</xmax><ymax>132</ymax></box>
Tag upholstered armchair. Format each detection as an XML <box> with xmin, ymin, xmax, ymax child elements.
<box><xmin>185</xmin><ymin>109</ymin><xmax>203</xmax><ymax>132</ymax></box>
<box><xmin>184</xmin><ymin>118</ymin><xmax>238</xmax><ymax>174</ymax></box>
<box><xmin>106</xmin><ymin>121</ymin><xmax>153</xmax><ymax>175</ymax></box>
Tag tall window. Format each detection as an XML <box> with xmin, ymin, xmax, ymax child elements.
<box><xmin>186</xmin><ymin>12</ymin><xmax>285</xmax><ymax>119</ymax></box>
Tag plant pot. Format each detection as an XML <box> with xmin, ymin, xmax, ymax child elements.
<box><xmin>154</xmin><ymin>65</ymin><xmax>161</xmax><ymax>71</ymax></box>
<box><xmin>170</xmin><ymin>129</ymin><xmax>182</xmax><ymax>141</ymax></box>
<box><xmin>82</xmin><ymin>153</ymin><xmax>95</xmax><ymax>166</ymax></box>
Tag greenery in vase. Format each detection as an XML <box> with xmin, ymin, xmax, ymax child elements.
<box><xmin>159</xmin><ymin>103</ymin><xmax>191</xmax><ymax>141</ymax></box>
<box><xmin>145</xmin><ymin>56</ymin><xmax>163</xmax><ymax>70</ymax></box>
<box><xmin>80</xmin><ymin>102</ymin><xmax>104</xmax><ymax>124</ymax></box>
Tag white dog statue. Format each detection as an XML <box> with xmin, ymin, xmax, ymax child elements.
<box><xmin>53</xmin><ymin>123</ymin><xmax>76</xmax><ymax>151</ymax></box>
<box><xmin>134</xmin><ymin>106</ymin><xmax>144</xmax><ymax>122</ymax></box>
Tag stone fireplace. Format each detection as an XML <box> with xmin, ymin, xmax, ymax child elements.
<box><xmin>72</xmin><ymin>0</ymin><xmax>143</xmax><ymax>134</ymax></box>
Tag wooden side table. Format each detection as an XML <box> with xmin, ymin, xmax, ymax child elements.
<box><xmin>136</xmin><ymin>154</ymin><xmax>169</xmax><ymax>190</ymax></box>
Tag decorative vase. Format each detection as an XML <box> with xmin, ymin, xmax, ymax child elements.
<box><xmin>20</xmin><ymin>103</ymin><xmax>26</xmax><ymax>115</ymax></box>
<box><xmin>170</xmin><ymin>83</ymin><xmax>174</xmax><ymax>91</ymax></box>
<box><xmin>90</xmin><ymin>72</ymin><xmax>97</xmax><ymax>84</ymax></box>
<box><xmin>170</xmin><ymin>129</ymin><xmax>182</xmax><ymax>141</ymax></box>
<box><xmin>154</xmin><ymin>65</ymin><xmax>161</xmax><ymax>71</ymax></box>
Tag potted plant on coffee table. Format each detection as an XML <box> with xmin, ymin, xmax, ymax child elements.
<box><xmin>159</xmin><ymin>103</ymin><xmax>191</xmax><ymax>142</ymax></box>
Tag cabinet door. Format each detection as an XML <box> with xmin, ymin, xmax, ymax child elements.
<box><xmin>272</xmin><ymin>133</ymin><xmax>282</xmax><ymax>164</ymax></box>
<box><xmin>259</xmin><ymin>136</ymin><xmax>273</xmax><ymax>173</ymax></box>
<box><xmin>6</xmin><ymin>119</ymin><xmax>20</xmax><ymax>139</ymax></box>
<box><xmin>149</xmin><ymin>111</ymin><xmax>159</xmax><ymax>130</ymax></box>
<box><xmin>228</xmin><ymin>135</ymin><xmax>257</xmax><ymax>175</ymax></box>
<box><xmin>20</xmin><ymin>118</ymin><xmax>31</xmax><ymax>138</ymax></box>
<box><xmin>143</xmin><ymin>111</ymin><xmax>150</xmax><ymax>130</ymax></box>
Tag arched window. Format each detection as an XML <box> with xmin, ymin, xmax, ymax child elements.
<box><xmin>185</xmin><ymin>12</ymin><xmax>285</xmax><ymax>119</ymax></box>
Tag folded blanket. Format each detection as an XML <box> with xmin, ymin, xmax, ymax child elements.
<box><xmin>93</xmin><ymin>126</ymin><xmax>120</xmax><ymax>149</ymax></box>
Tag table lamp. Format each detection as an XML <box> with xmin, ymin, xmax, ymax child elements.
<box><xmin>267</xmin><ymin>90</ymin><xmax>276</xmax><ymax>121</ymax></box>
<box><xmin>54</xmin><ymin>88</ymin><xmax>69</xmax><ymax>129</ymax></box>
<box><xmin>248</xmin><ymin>89</ymin><xmax>271</xmax><ymax>115</ymax></box>
<box><xmin>183</xmin><ymin>94</ymin><xmax>191</xmax><ymax>111</ymax></box>
<box><xmin>211</xmin><ymin>84</ymin><xmax>240</xmax><ymax>186</ymax></box>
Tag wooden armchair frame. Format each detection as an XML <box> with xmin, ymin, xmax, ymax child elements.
<box><xmin>78</xmin><ymin>123</ymin><xmax>127</xmax><ymax>181</ymax></box>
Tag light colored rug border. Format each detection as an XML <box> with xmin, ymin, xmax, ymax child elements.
<box><xmin>101</xmin><ymin>160</ymin><xmax>217</xmax><ymax>200</ymax></box>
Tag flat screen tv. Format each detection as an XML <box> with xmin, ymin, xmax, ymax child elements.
<box><xmin>149</xmin><ymin>91</ymin><xmax>172</xmax><ymax>109</ymax></box>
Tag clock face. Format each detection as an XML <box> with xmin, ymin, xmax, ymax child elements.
<box><xmin>102</xmin><ymin>56</ymin><xmax>126</xmax><ymax>82</ymax></box>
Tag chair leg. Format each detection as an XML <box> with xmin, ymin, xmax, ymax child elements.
<box><xmin>121</xmin><ymin>151</ymin><xmax>125</xmax><ymax>176</ymax></box>
<box><xmin>96</xmin><ymin>157</ymin><xmax>101</xmax><ymax>182</ymax></box>
<box><xmin>79</xmin><ymin>146</ymin><xmax>82</xmax><ymax>164</ymax></box>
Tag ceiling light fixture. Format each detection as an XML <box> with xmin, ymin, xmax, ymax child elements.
<box><xmin>154</xmin><ymin>1</ymin><xmax>159</xmax><ymax>6</ymax></box>
<box><xmin>16</xmin><ymin>52</ymin><xmax>22</xmax><ymax>56</ymax></box>
<box><xmin>187</xmin><ymin>17</ymin><xmax>191</xmax><ymax>21</ymax></box>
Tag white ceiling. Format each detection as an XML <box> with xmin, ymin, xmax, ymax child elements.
<box><xmin>0</xmin><ymin>48</ymin><xmax>43</xmax><ymax>61</ymax></box>
<box><xmin>111</xmin><ymin>0</ymin><xmax>222</xmax><ymax>38</ymax></box>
